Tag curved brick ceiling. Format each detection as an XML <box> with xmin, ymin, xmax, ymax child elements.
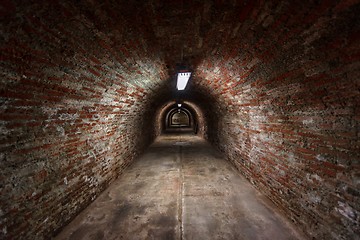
<box><xmin>1</xmin><ymin>0</ymin><xmax>359</xmax><ymax>239</ymax></box>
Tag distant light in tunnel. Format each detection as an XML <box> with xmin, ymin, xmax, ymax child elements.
<box><xmin>177</xmin><ymin>72</ymin><xmax>191</xmax><ymax>90</ymax></box>
<box><xmin>178</xmin><ymin>103</ymin><xmax>182</xmax><ymax>107</ymax></box>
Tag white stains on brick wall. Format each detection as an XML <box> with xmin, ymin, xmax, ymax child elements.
<box><xmin>307</xmin><ymin>191</ymin><xmax>322</xmax><ymax>204</ymax></box>
<box><xmin>336</xmin><ymin>201</ymin><xmax>358</xmax><ymax>223</ymax></box>
<box><xmin>306</xmin><ymin>173</ymin><xmax>323</xmax><ymax>183</ymax></box>
<box><xmin>316</xmin><ymin>154</ymin><xmax>326</xmax><ymax>162</ymax></box>
<box><xmin>88</xmin><ymin>150</ymin><xmax>97</xmax><ymax>162</ymax></box>
<box><xmin>83</xmin><ymin>175</ymin><xmax>99</xmax><ymax>188</ymax></box>
<box><xmin>41</xmin><ymin>106</ymin><xmax>59</xmax><ymax>117</ymax></box>
<box><xmin>249</xmin><ymin>146</ymin><xmax>260</xmax><ymax>164</ymax></box>
<box><xmin>56</xmin><ymin>126</ymin><xmax>65</xmax><ymax>136</ymax></box>
<box><xmin>287</xmin><ymin>152</ymin><xmax>296</xmax><ymax>164</ymax></box>
<box><xmin>257</xmin><ymin>132</ymin><xmax>270</xmax><ymax>142</ymax></box>
<box><xmin>0</xmin><ymin>122</ymin><xmax>10</xmax><ymax>135</ymax></box>
<box><xmin>2</xmin><ymin>227</ymin><xmax>7</xmax><ymax>235</ymax></box>
<box><xmin>59</xmin><ymin>113</ymin><xmax>79</xmax><ymax>121</ymax></box>
<box><xmin>91</xmin><ymin>114</ymin><xmax>100</xmax><ymax>121</ymax></box>
<box><xmin>302</xmin><ymin>117</ymin><xmax>314</xmax><ymax>125</ymax></box>
<box><xmin>100</xmin><ymin>156</ymin><xmax>114</xmax><ymax>169</ymax></box>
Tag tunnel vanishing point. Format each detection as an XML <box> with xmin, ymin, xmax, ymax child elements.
<box><xmin>0</xmin><ymin>0</ymin><xmax>359</xmax><ymax>239</ymax></box>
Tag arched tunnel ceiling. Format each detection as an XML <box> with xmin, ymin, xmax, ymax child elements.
<box><xmin>67</xmin><ymin>0</ymin><xmax>360</xmax><ymax>109</ymax></box>
<box><xmin>1</xmin><ymin>1</ymin><xmax>359</xmax><ymax>239</ymax></box>
<box><xmin>3</xmin><ymin>0</ymin><xmax>358</xmax><ymax>110</ymax></box>
<box><xmin>67</xmin><ymin>0</ymin><xmax>255</xmax><ymax>70</ymax></box>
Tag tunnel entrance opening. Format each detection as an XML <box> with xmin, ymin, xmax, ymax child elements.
<box><xmin>155</xmin><ymin>100</ymin><xmax>205</xmax><ymax>137</ymax></box>
<box><xmin>170</xmin><ymin>111</ymin><xmax>190</xmax><ymax>127</ymax></box>
<box><xmin>164</xmin><ymin>105</ymin><xmax>196</xmax><ymax>135</ymax></box>
<box><xmin>165</xmin><ymin>108</ymin><xmax>194</xmax><ymax>134</ymax></box>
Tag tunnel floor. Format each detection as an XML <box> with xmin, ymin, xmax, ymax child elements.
<box><xmin>55</xmin><ymin>133</ymin><xmax>305</xmax><ymax>240</ymax></box>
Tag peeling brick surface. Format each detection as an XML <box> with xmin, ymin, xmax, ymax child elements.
<box><xmin>0</xmin><ymin>0</ymin><xmax>359</xmax><ymax>239</ymax></box>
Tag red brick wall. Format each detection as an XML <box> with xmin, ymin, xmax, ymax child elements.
<box><xmin>0</xmin><ymin>1</ymin><xmax>168</xmax><ymax>239</ymax></box>
<box><xmin>194</xmin><ymin>1</ymin><xmax>360</xmax><ymax>239</ymax></box>
<box><xmin>1</xmin><ymin>1</ymin><xmax>359</xmax><ymax>239</ymax></box>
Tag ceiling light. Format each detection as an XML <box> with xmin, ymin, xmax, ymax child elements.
<box><xmin>178</xmin><ymin>103</ymin><xmax>182</xmax><ymax>107</ymax></box>
<box><xmin>177</xmin><ymin>72</ymin><xmax>191</xmax><ymax>90</ymax></box>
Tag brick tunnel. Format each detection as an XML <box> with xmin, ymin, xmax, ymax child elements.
<box><xmin>1</xmin><ymin>1</ymin><xmax>359</xmax><ymax>239</ymax></box>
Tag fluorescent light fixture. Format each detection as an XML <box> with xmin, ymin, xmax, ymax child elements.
<box><xmin>177</xmin><ymin>72</ymin><xmax>191</xmax><ymax>90</ymax></box>
<box><xmin>178</xmin><ymin>103</ymin><xmax>182</xmax><ymax>107</ymax></box>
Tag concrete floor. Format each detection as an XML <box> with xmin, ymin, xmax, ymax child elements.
<box><xmin>55</xmin><ymin>133</ymin><xmax>305</xmax><ymax>240</ymax></box>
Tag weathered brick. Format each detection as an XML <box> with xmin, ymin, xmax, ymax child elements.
<box><xmin>1</xmin><ymin>1</ymin><xmax>359</xmax><ymax>240</ymax></box>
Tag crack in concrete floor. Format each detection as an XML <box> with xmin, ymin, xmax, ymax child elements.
<box><xmin>55</xmin><ymin>133</ymin><xmax>306</xmax><ymax>240</ymax></box>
